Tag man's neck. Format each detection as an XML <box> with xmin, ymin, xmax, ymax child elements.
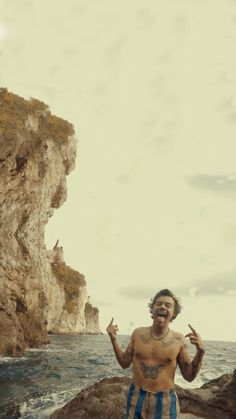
<box><xmin>150</xmin><ymin>324</ymin><xmax>169</xmax><ymax>338</ymax></box>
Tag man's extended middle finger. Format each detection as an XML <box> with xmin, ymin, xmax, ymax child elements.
<box><xmin>190</xmin><ymin>338</ymin><xmax>198</xmax><ymax>344</ymax></box>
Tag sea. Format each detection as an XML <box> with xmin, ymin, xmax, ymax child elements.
<box><xmin>0</xmin><ymin>335</ymin><xmax>235</xmax><ymax>419</ymax></box>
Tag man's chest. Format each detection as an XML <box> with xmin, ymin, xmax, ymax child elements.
<box><xmin>134</xmin><ymin>335</ymin><xmax>181</xmax><ymax>362</ymax></box>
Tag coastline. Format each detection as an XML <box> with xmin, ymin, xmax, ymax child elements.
<box><xmin>1</xmin><ymin>336</ymin><xmax>235</xmax><ymax>418</ymax></box>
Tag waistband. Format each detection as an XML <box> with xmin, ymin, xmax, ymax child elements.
<box><xmin>130</xmin><ymin>383</ymin><xmax>177</xmax><ymax>397</ymax></box>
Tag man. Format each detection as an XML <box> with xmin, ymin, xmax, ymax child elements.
<box><xmin>106</xmin><ymin>289</ymin><xmax>205</xmax><ymax>419</ymax></box>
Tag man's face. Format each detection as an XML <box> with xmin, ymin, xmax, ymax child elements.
<box><xmin>152</xmin><ymin>295</ymin><xmax>175</xmax><ymax>325</ymax></box>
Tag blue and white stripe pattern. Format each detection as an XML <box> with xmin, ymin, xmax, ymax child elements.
<box><xmin>124</xmin><ymin>384</ymin><xmax>179</xmax><ymax>418</ymax></box>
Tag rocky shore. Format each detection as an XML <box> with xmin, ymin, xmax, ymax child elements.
<box><xmin>0</xmin><ymin>89</ymin><xmax>100</xmax><ymax>355</ymax></box>
<box><xmin>50</xmin><ymin>370</ymin><xmax>236</xmax><ymax>419</ymax></box>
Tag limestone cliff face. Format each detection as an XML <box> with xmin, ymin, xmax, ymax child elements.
<box><xmin>48</xmin><ymin>244</ymin><xmax>100</xmax><ymax>334</ymax></box>
<box><xmin>85</xmin><ymin>301</ymin><xmax>100</xmax><ymax>334</ymax></box>
<box><xmin>0</xmin><ymin>88</ymin><xmax>100</xmax><ymax>355</ymax></box>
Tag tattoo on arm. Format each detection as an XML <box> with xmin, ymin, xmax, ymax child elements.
<box><xmin>191</xmin><ymin>351</ymin><xmax>204</xmax><ymax>378</ymax></box>
<box><xmin>184</xmin><ymin>361</ymin><xmax>191</xmax><ymax>369</ymax></box>
<box><xmin>192</xmin><ymin>361</ymin><xmax>198</xmax><ymax>376</ymax></box>
<box><xmin>140</xmin><ymin>362</ymin><xmax>165</xmax><ymax>379</ymax></box>
<box><xmin>182</xmin><ymin>351</ymin><xmax>204</xmax><ymax>381</ymax></box>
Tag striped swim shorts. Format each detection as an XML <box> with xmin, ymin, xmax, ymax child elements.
<box><xmin>124</xmin><ymin>383</ymin><xmax>180</xmax><ymax>419</ymax></box>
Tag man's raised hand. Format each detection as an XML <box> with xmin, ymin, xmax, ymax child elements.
<box><xmin>106</xmin><ymin>318</ymin><xmax>119</xmax><ymax>342</ymax></box>
<box><xmin>185</xmin><ymin>324</ymin><xmax>205</xmax><ymax>353</ymax></box>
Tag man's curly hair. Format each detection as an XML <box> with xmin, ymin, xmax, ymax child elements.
<box><xmin>148</xmin><ymin>289</ymin><xmax>182</xmax><ymax>322</ymax></box>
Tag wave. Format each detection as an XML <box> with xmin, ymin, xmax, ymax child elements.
<box><xmin>19</xmin><ymin>386</ymin><xmax>80</xmax><ymax>419</ymax></box>
<box><xmin>0</xmin><ymin>356</ymin><xmax>27</xmax><ymax>364</ymax></box>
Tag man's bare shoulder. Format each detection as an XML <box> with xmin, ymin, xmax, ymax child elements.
<box><xmin>131</xmin><ymin>327</ymin><xmax>150</xmax><ymax>339</ymax></box>
<box><xmin>169</xmin><ymin>330</ymin><xmax>186</xmax><ymax>344</ymax></box>
<box><xmin>132</xmin><ymin>326</ymin><xmax>150</xmax><ymax>335</ymax></box>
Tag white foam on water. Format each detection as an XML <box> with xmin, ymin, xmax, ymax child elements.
<box><xmin>27</xmin><ymin>403</ymin><xmax>66</xmax><ymax>419</ymax></box>
<box><xmin>19</xmin><ymin>386</ymin><xmax>81</xmax><ymax>419</ymax></box>
<box><xmin>175</xmin><ymin>372</ymin><xmax>203</xmax><ymax>389</ymax></box>
<box><xmin>0</xmin><ymin>356</ymin><xmax>27</xmax><ymax>364</ymax></box>
<box><xmin>26</xmin><ymin>346</ymin><xmax>71</xmax><ymax>354</ymax></box>
<box><xmin>19</xmin><ymin>402</ymin><xmax>27</xmax><ymax>416</ymax></box>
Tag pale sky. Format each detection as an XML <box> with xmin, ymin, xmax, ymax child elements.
<box><xmin>1</xmin><ymin>0</ymin><xmax>236</xmax><ymax>341</ymax></box>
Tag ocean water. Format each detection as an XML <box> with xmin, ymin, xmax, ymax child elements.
<box><xmin>0</xmin><ymin>335</ymin><xmax>235</xmax><ymax>419</ymax></box>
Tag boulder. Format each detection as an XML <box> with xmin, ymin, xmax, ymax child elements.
<box><xmin>176</xmin><ymin>369</ymin><xmax>236</xmax><ymax>419</ymax></box>
<box><xmin>50</xmin><ymin>371</ymin><xmax>236</xmax><ymax>419</ymax></box>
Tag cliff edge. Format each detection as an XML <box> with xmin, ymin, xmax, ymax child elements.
<box><xmin>0</xmin><ymin>88</ymin><xmax>100</xmax><ymax>355</ymax></box>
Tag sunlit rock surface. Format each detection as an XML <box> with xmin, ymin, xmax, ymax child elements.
<box><xmin>177</xmin><ymin>369</ymin><xmax>236</xmax><ymax>419</ymax></box>
<box><xmin>0</xmin><ymin>88</ymin><xmax>100</xmax><ymax>355</ymax></box>
<box><xmin>50</xmin><ymin>371</ymin><xmax>236</xmax><ymax>419</ymax></box>
<box><xmin>48</xmin><ymin>243</ymin><xmax>100</xmax><ymax>334</ymax></box>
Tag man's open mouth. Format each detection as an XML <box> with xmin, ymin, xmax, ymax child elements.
<box><xmin>156</xmin><ymin>311</ymin><xmax>167</xmax><ymax>318</ymax></box>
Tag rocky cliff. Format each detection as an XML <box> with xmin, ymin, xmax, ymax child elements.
<box><xmin>0</xmin><ymin>88</ymin><xmax>100</xmax><ymax>355</ymax></box>
<box><xmin>48</xmin><ymin>242</ymin><xmax>100</xmax><ymax>334</ymax></box>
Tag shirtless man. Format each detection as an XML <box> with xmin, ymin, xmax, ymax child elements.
<box><xmin>106</xmin><ymin>289</ymin><xmax>205</xmax><ymax>419</ymax></box>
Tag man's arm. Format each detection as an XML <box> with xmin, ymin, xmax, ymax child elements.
<box><xmin>177</xmin><ymin>324</ymin><xmax>205</xmax><ymax>382</ymax></box>
<box><xmin>106</xmin><ymin>318</ymin><xmax>134</xmax><ymax>369</ymax></box>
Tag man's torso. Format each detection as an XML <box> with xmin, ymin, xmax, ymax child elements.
<box><xmin>131</xmin><ymin>327</ymin><xmax>183</xmax><ymax>391</ymax></box>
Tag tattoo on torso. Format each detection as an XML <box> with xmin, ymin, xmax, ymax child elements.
<box><xmin>162</xmin><ymin>335</ymin><xmax>182</xmax><ymax>348</ymax></box>
<box><xmin>139</xmin><ymin>334</ymin><xmax>151</xmax><ymax>344</ymax></box>
<box><xmin>140</xmin><ymin>362</ymin><xmax>165</xmax><ymax>379</ymax></box>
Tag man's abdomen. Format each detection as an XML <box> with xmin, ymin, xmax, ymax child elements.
<box><xmin>132</xmin><ymin>360</ymin><xmax>176</xmax><ymax>392</ymax></box>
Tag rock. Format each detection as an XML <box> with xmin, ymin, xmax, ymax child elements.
<box><xmin>176</xmin><ymin>369</ymin><xmax>236</xmax><ymax>419</ymax></box>
<box><xmin>50</xmin><ymin>377</ymin><xmax>131</xmax><ymax>419</ymax></box>
<box><xmin>0</xmin><ymin>88</ymin><xmax>100</xmax><ymax>355</ymax></box>
<box><xmin>50</xmin><ymin>371</ymin><xmax>236</xmax><ymax>419</ymax></box>
<box><xmin>47</xmin><ymin>243</ymin><xmax>100</xmax><ymax>335</ymax></box>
